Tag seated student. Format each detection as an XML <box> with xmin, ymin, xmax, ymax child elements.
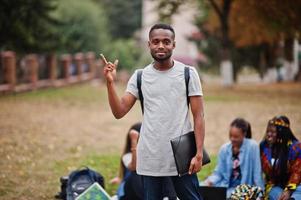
<box><xmin>260</xmin><ymin>116</ymin><xmax>301</xmax><ymax>200</ymax></box>
<box><xmin>203</xmin><ymin>118</ymin><xmax>264</xmax><ymax>197</ymax></box>
<box><xmin>110</xmin><ymin>122</ymin><xmax>177</xmax><ymax>200</ymax></box>
<box><xmin>110</xmin><ymin>122</ymin><xmax>143</xmax><ymax>200</ymax></box>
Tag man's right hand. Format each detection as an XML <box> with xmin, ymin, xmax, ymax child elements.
<box><xmin>100</xmin><ymin>54</ymin><xmax>118</xmax><ymax>83</ymax></box>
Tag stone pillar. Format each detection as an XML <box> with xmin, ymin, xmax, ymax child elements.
<box><xmin>61</xmin><ymin>54</ymin><xmax>71</xmax><ymax>82</ymax></box>
<box><xmin>46</xmin><ymin>54</ymin><xmax>57</xmax><ymax>84</ymax></box>
<box><xmin>74</xmin><ymin>53</ymin><xmax>84</xmax><ymax>81</ymax></box>
<box><xmin>25</xmin><ymin>54</ymin><xmax>39</xmax><ymax>89</ymax></box>
<box><xmin>2</xmin><ymin>51</ymin><xmax>16</xmax><ymax>91</ymax></box>
<box><xmin>85</xmin><ymin>52</ymin><xmax>96</xmax><ymax>79</ymax></box>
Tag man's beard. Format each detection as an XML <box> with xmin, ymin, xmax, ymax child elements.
<box><xmin>151</xmin><ymin>52</ymin><xmax>172</xmax><ymax>62</ymax></box>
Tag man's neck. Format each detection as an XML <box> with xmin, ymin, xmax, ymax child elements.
<box><xmin>153</xmin><ymin>59</ymin><xmax>174</xmax><ymax>71</ymax></box>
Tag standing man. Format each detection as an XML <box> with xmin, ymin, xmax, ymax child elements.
<box><xmin>102</xmin><ymin>23</ymin><xmax>205</xmax><ymax>200</ymax></box>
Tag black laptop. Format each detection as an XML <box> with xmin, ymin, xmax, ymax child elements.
<box><xmin>199</xmin><ymin>186</ymin><xmax>227</xmax><ymax>200</ymax></box>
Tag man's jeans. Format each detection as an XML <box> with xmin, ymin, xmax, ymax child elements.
<box><xmin>268</xmin><ymin>185</ymin><xmax>301</xmax><ymax>200</ymax></box>
<box><xmin>142</xmin><ymin>174</ymin><xmax>203</xmax><ymax>200</ymax></box>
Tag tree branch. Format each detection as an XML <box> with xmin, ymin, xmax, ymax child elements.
<box><xmin>207</xmin><ymin>0</ymin><xmax>223</xmax><ymax>19</ymax></box>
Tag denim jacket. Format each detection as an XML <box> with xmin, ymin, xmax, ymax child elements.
<box><xmin>206</xmin><ymin>138</ymin><xmax>264</xmax><ymax>190</ymax></box>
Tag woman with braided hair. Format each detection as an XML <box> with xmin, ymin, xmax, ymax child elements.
<box><xmin>260</xmin><ymin>116</ymin><xmax>301</xmax><ymax>200</ymax></box>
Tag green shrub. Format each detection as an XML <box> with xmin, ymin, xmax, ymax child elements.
<box><xmin>105</xmin><ymin>39</ymin><xmax>150</xmax><ymax>71</ymax></box>
<box><xmin>53</xmin><ymin>0</ymin><xmax>109</xmax><ymax>53</ymax></box>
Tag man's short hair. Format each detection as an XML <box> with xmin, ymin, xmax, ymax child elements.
<box><xmin>149</xmin><ymin>23</ymin><xmax>175</xmax><ymax>39</ymax></box>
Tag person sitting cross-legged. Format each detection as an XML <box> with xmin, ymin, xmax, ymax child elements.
<box><xmin>260</xmin><ymin>116</ymin><xmax>301</xmax><ymax>200</ymax></box>
<box><xmin>203</xmin><ymin>118</ymin><xmax>264</xmax><ymax>198</ymax></box>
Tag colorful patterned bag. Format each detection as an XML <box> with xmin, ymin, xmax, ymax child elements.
<box><xmin>230</xmin><ymin>184</ymin><xmax>264</xmax><ymax>200</ymax></box>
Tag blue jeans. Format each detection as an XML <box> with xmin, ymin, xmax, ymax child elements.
<box><xmin>268</xmin><ymin>185</ymin><xmax>301</xmax><ymax>200</ymax></box>
<box><xmin>142</xmin><ymin>174</ymin><xmax>203</xmax><ymax>200</ymax></box>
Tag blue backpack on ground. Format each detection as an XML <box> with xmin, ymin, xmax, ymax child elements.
<box><xmin>66</xmin><ymin>167</ymin><xmax>105</xmax><ymax>200</ymax></box>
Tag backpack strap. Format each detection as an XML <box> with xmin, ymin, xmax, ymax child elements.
<box><xmin>137</xmin><ymin>69</ymin><xmax>144</xmax><ymax>114</ymax></box>
<box><xmin>137</xmin><ymin>67</ymin><xmax>190</xmax><ymax>114</ymax></box>
<box><xmin>86</xmin><ymin>167</ymin><xmax>105</xmax><ymax>188</ymax></box>
<box><xmin>66</xmin><ymin>169</ymin><xmax>81</xmax><ymax>198</ymax></box>
<box><xmin>87</xmin><ymin>168</ymin><xmax>97</xmax><ymax>182</ymax></box>
<box><xmin>184</xmin><ymin>66</ymin><xmax>190</xmax><ymax>107</ymax></box>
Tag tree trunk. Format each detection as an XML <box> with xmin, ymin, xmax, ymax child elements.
<box><xmin>220</xmin><ymin>59</ymin><xmax>233</xmax><ymax>86</ymax></box>
<box><xmin>282</xmin><ymin>38</ymin><xmax>296</xmax><ymax>81</ymax></box>
<box><xmin>262</xmin><ymin>43</ymin><xmax>279</xmax><ymax>83</ymax></box>
<box><xmin>296</xmin><ymin>66</ymin><xmax>301</xmax><ymax>81</ymax></box>
<box><xmin>259</xmin><ymin>46</ymin><xmax>266</xmax><ymax>80</ymax></box>
<box><xmin>220</xmin><ymin>47</ymin><xmax>233</xmax><ymax>86</ymax></box>
<box><xmin>296</xmin><ymin>38</ymin><xmax>301</xmax><ymax>82</ymax></box>
<box><xmin>208</xmin><ymin>0</ymin><xmax>234</xmax><ymax>86</ymax></box>
<box><xmin>293</xmin><ymin>39</ymin><xmax>300</xmax><ymax>82</ymax></box>
<box><xmin>220</xmin><ymin>0</ymin><xmax>233</xmax><ymax>86</ymax></box>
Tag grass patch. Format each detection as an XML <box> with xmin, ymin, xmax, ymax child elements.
<box><xmin>204</xmin><ymin>95</ymin><xmax>242</xmax><ymax>102</ymax></box>
<box><xmin>52</xmin><ymin>153</ymin><xmax>217</xmax><ymax>196</ymax></box>
<box><xmin>1</xmin><ymin>81</ymin><xmax>300</xmax><ymax>199</ymax></box>
<box><xmin>0</xmin><ymin>83</ymin><xmax>107</xmax><ymax>105</ymax></box>
<box><xmin>52</xmin><ymin>153</ymin><xmax>120</xmax><ymax>195</ymax></box>
<box><xmin>197</xmin><ymin>155</ymin><xmax>217</xmax><ymax>181</ymax></box>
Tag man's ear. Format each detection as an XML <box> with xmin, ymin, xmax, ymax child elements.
<box><xmin>173</xmin><ymin>41</ymin><xmax>176</xmax><ymax>48</ymax></box>
<box><xmin>148</xmin><ymin>41</ymin><xmax>151</xmax><ymax>48</ymax></box>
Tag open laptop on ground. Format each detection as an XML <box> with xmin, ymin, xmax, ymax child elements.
<box><xmin>199</xmin><ymin>186</ymin><xmax>227</xmax><ymax>200</ymax></box>
<box><xmin>75</xmin><ymin>182</ymin><xmax>111</xmax><ymax>200</ymax></box>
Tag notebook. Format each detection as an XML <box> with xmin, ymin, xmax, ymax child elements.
<box><xmin>75</xmin><ymin>182</ymin><xmax>111</xmax><ymax>200</ymax></box>
<box><xmin>170</xmin><ymin>131</ymin><xmax>210</xmax><ymax>176</ymax></box>
<box><xmin>199</xmin><ymin>186</ymin><xmax>227</xmax><ymax>200</ymax></box>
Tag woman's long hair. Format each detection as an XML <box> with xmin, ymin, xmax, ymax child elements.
<box><xmin>119</xmin><ymin>122</ymin><xmax>142</xmax><ymax>179</ymax></box>
<box><xmin>230</xmin><ymin>118</ymin><xmax>252</xmax><ymax>139</ymax></box>
<box><xmin>266</xmin><ymin>116</ymin><xmax>298</xmax><ymax>187</ymax></box>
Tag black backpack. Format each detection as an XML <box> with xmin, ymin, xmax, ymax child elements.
<box><xmin>55</xmin><ymin>167</ymin><xmax>105</xmax><ymax>200</ymax></box>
